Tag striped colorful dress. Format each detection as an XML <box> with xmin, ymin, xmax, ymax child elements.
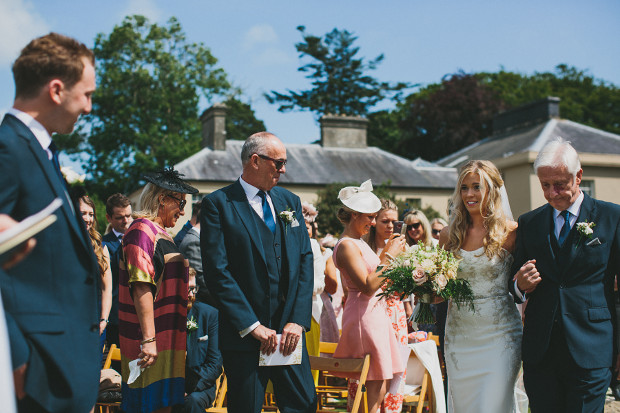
<box><xmin>119</xmin><ymin>218</ymin><xmax>188</xmax><ymax>413</ymax></box>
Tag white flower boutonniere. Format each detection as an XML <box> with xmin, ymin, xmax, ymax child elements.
<box><xmin>279</xmin><ymin>209</ymin><xmax>295</xmax><ymax>234</ymax></box>
<box><xmin>575</xmin><ymin>220</ymin><xmax>595</xmax><ymax>247</ymax></box>
<box><xmin>187</xmin><ymin>316</ymin><xmax>198</xmax><ymax>336</ymax></box>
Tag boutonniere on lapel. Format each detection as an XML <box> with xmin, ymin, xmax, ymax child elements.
<box><xmin>575</xmin><ymin>220</ymin><xmax>595</xmax><ymax>247</ymax></box>
<box><xmin>187</xmin><ymin>316</ymin><xmax>198</xmax><ymax>336</ymax></box>
<box><xmin>279</xmin><ymin>208</ymin><xmax>296</xmax><ymax>234</ymax></box>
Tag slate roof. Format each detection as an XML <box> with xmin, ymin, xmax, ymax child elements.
<box><xmin>176</xmin><ymin>140</ymin><xmax>457</xmax><ymax>189</ymax></box>
<box><xmin>438</xmin><ymin>119</ymin><xmax>620</xmax><ymax>168</ymax></box>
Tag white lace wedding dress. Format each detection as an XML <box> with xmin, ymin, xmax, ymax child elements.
<box><xmin>444</xmin><ymin>247</ymin><xmax>526</xmax><ymax>412</ymax></box>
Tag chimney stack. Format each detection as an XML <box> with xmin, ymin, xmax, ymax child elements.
<box><xmin>320</xmin><ymin>115</ymin><xmax>369</xmax><ymax>148</ymax></box>
<box><xmin>493</xmin><ymin>96</ymin><xmax>560</xmax><ymax>135</ymax></box>
<box><xmin>200</xmin><ymin>103</ymin><xmax>228</xmax><ymax>150</ymax></box>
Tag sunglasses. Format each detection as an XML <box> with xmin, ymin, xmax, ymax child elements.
<box><xmin>407</xmin><ymin>222</ymin><xmax>422</xmax><ymax>231</ymax></box>
<box><xmin>167</xmin><ymin>194</ymin><xmax>187</xmax><ymax>210</ymax></box>
<box><xmin>432</xmin><ymin>229</ymin><xmax>442</xmax><ymax>235</ymax></box>
<box><xmin>189</xmin><ymin>286</ymin><xmax>199</xmax><ymax>294</ymax></box>
<box><xmin>256</xmin><ymin>154</ymin><xmax>287</xmax><ymax>170</ymax></box>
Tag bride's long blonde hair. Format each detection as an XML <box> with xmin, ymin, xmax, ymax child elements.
<box><xmin>445</xmin><ymin>160</ymin><xmax>509</xmax><ymax>259</ymax></box>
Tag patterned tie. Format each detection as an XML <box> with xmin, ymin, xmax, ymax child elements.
<box><xmin>558</xmin><ymin>210</ymin><xmax>571</xmax><ymax>246</ymax></box>
<box><xmin>258</xmin><ymin>190</ymin><xmax>276</xmax><ymax>234</ymax></box>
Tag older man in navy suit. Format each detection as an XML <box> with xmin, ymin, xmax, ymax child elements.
<box><xmin>511</xmin><ymin>138</ymin><xmax>620</xmax><ymax>413</ymax></box>
<box><xmin>0</xmin><ymin>33</ymin><xmax>100</xmax><ymax>412</ymax></box>
<box><xmin>201</xmin><ymin>132</ymin><xmax>316</xmax><ymax>413</ymax></box>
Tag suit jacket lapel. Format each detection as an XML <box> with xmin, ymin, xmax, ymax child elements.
<box><xmin>535</xmin><ymin>204</ymin><xmax>561</xmax><ymax>281</ymax></box>
<box><xmin>563</xmin><ymin>193</ymin><xmax>596</xmax><ymax>275</ymax></box>
<box><xmin>15</xmin><ymin>118</ymin><xmax>91</xmax><ymax>254</ymax></box>
<box><xmin>228</xmin><ymin>180</ymin><xmax>267</xmax><ymax>265</ymax></box>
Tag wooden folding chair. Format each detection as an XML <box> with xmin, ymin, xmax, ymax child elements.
<box><xmin>402</xmin><ymin>335</ymin><xmax>439</xmax><ymax>413</ymax></box>
<box><xmin>102</xmin><ymin>344</ymin><xmax>121</xmax><ymax>370</ymax></box>
<box><xmin>95</xmin><ymin>344</ymin><xmax>123</xmax><ymax>413</ymax></box>
<box><xmin>310</xmin><ymin>354</ymin><xmax>370</xmax><ymax>413</ymax></box>
<box><xmin>206</xmin><ymin>371</ymin><xmax>228</xmax><ymax>412</ymax></box>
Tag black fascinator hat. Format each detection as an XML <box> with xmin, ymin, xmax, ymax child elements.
<box><xmin>143</xmin><ymin>167</ymin><xmax>198</xmax><ymax>194</ymax></box>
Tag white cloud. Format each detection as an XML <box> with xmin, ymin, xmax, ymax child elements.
<box><xmin>243</xmin><ymin>24</ymin><xmax>278</xmax><ymax>51</ymax></box>
<box><xmin>0</xmin><ymin>0</ymin><xmax>49</xmax><ymax>66</ymax></box>
<box><xmin>120</xmin><ymin>0</ymin><xmax>162</xmax><ymax>22</ymax></box>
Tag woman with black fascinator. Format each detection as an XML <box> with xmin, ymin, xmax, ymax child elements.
<box><xmin>118</xmin><ymin>167</ymin><xmax>198</xmax><ymax>413</ymax></box>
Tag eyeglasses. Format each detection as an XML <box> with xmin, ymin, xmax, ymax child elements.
<box><xmin>167</xmin><ymin>194</ymin><xmax>186</xmax><ymax>210</ymax></box>
<box><xmin>432</xmin><ymin>229</ymin><xmax>442</xmax><ymax>235</ymax></box>
<box><xmin>407</xmin><ymin>222</ymin><xmax>422</xmax><ymax>231</ymax></box>
<box><xmin>256</xmin><ymin>154</ymin><xmax>287</xmax><ymax>170</ymax></box>
<box><xmin>189</xmin><ymin>286</ymin><xmax>199</xmax><ymax>295</ymax></box>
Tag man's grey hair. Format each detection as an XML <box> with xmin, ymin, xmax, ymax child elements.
<box><xmin>534</xmin><ymin>137</ymin><xmax>581</xmax><ymax>177</ymax></box>
<box><xmin>241</xmin><ymin>132</ymin><xmax>274</xmax><ymax>166</ymax></box>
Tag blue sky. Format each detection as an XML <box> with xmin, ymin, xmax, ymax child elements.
<box><xmin>1</xmin><ymin>0</ymin><xmax>619</xmax><ymax>149</ymax></box>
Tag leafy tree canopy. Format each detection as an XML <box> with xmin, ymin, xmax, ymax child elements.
<box><xmin>224</xmin><ymin>96</ymin><xmax>266</xmax><ymax>140</ymax></box>
<box><xmin>57</xmin><ymin>15</ymin><xmax>231</xmax><ymax>197</ymax></box>
<box><xmin>368</xmin><ymin>65</ymin><xmax>619</xmax><ymax>161</ymax></box>
<box><xmin>265</xmin><ymin>26</ymin><xmax>410</xmax><ymax>118</ymax></box>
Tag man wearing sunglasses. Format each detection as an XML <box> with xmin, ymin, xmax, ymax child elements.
<box><xmin>201</xmin><ymin>132</ymin><xmax>316</xmax><ymax>413</ymax></box>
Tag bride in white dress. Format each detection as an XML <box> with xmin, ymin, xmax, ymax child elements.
<box><xmin>439</xmin><ymin>160</ymin><xmax>526</xmax><ymax>412</ymax></box>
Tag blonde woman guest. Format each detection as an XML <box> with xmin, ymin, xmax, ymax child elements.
<box><xmin>119</xmin><ymin>168</ymin><xmax>198</xmax><ymax>413</ymax></box>
<box><xmin>78</xmin><ymin>195</ymin><xmax>112</xmax><ymax>350</ymax></box>
<box><xmin>364</xmin><ymin>199</ymin><xmax>408</xmax><ymax>412</ymax></box>
<box><xmin>440</xmin><ymin>160</ymin><xmax>523</xmax><ymax>412</ymax></box>
<box><xmin>431</xmin><ymin>217</ymin><xmax>448</xmax><ymax>241</ymax></box>
<box><xmin>332</xmin><ymin>180</ymin><xmax>406</xmax><ymax>413</ymax></box>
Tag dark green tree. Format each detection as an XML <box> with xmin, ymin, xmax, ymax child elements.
<box><xmin>58</xmin><ymin>15</ymin><xmax>230</xmax><ymax>197</ymax></box>
<box><xmin>224</xmin><ymin>96</ymin><xmax>266</xmax><ymax>140</ymax></box>
<box><xmin>265</xmin><ymin>26</ymin><xmax>410</xmax><ymax>118</ymax></box>
<box><xmin>396</xmin><ymin>72</ymin><xmax>504</xmax><ymax>160</ymax></box>
<box><xmin>369</xmin><ymin>64</ymin><xmax>619</xmax><ymax>161</ymax></box>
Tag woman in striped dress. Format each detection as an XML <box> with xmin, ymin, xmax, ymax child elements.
<box><xmin>119</xmin><ymin>168</ymin><xmax>198</xmax><ymax>413</ymax></box>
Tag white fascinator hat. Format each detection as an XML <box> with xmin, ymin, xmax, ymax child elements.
<box><xmin>338</xmin><ymin>179</ymin><xmax>382</xmax><ymax>214</ymax></box>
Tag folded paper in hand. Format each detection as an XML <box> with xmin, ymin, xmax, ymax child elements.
<box><xmin>258</xmin><ymin>334</ymin><xmax>302</xmax><ymax>366</ymax></box>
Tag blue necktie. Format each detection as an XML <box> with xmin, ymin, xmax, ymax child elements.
<box><xmin>258</xmin><ymin>191</ymin><xmax>276</xmax><ymax>234</ymax></box>
<box><xmin>49</xmin><ymin>141</ymin><xmax>64</xmax><ymax>183</ymax></box>
<box><xmin>558</xmin><ymin>210</ymin><xmax>571</xmax><ymax>246</ymax></box>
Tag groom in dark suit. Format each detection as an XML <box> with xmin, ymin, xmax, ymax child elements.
<box><xmin>201</xmin><ymin>132</ymin><xmax>316</xmax><ymax>413</ymax></box>
<box><xmin>511</xmin><ymin>138</ymin><xmax>620</xmax><ymax>412</ymax></box>
<box><xmin>0</xmin><ymin>33</ymin><xmax>100</xmax><ymax>412</ymax></box>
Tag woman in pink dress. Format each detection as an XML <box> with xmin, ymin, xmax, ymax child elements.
<box><xmin>333</xmin><ymin>180</ymin><xmax>407</xmax><ymax>413</ymax></box>
<box><xmin>364</xmin><ymin>199</ymin><xmax>408</xmax><ymax>412</ymax></box>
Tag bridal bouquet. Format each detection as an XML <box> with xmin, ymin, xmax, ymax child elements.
<box><xmin>379</xmin><ymin>243</ymin><xmax>474</xmax><ymax>324</ymax></box>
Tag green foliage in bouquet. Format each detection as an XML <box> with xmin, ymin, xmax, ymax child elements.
<box><xmin>378</xmin><ymin>243</ymin><xmax>475</xmax><ymax>324</ymax></box>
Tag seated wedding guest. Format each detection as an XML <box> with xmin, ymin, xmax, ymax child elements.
<box><xmin>102</xmin><ymin>193</ymin><xmax>132</xmax><ymax>349</ymax></box>
<box><xmin>119</xmin><ymin>168</ymin><xmax>198</xmax><ymax>413</ymax></box>
<box><xmin>363</xmin><ymin>199</ymin><xmax>408</xmax><ymax>412</ymax></box>
<box><xmin>332</xmin><ymin>180</ymin><xmax>406</xmax><ymax>413</ymax></box>
<box><xmin>172</xmin><ymin>268</ymin><xmax>222</xmax><ymax>413</ymax></box>
<box><xmin>430</xmin><ymin>217</ymin><xmax>447</xmax><ymax>241</ymax></box>
<box><xmin>174</xmin><ymin>202</ymin><xmax>201</xmax><ymax>247</ymax></box>
<box><xmin>78</xmin><ymin>194</ymin><xmax>112</xmax><ymax>351</ymax></box>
